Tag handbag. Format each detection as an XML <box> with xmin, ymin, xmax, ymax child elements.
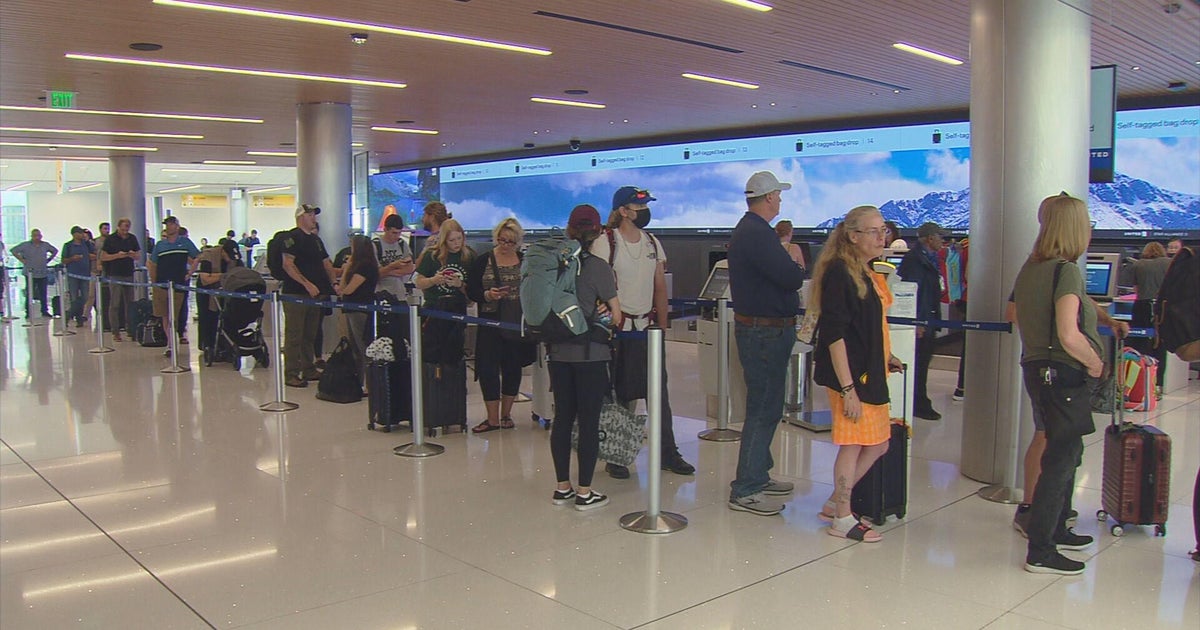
<box><xmin>796</xmin><ymin>309</ymin><xmax>819</xmax><ymax>345</ymax></box>
<box><xmin>572</xmin><ymin>397</ymin><xmax>647</xmax><ymax>467</ymax></box>
<box><xmin>612</xmin><ymin>336</ymin><xmax>648</xmax><ymax>402</ymax></box>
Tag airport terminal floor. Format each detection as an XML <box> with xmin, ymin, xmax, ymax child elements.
<box><xmin>1</xmin><ymin>317</ymin><xmax>1197</xmax><ymax>629</ymax></box>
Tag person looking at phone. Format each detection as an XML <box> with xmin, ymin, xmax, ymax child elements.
<box><xmin>375</xmin><ymin>213</ymin><xmax>416</xmax><ymax>300</ymax></box>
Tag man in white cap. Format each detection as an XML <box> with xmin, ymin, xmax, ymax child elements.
<box><xmin>726</xmin><ymin>171</ymin><xmax>807</xmax><ymax>516</ymax></box>
<box><xmin>280</xmin><ymin>204</ymin><xmax>338</xmax><ymax>387</ymax></box>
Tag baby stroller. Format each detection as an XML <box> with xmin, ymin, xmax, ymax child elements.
<box><xmin>205</xmin><ymin>266</ymin><xmax>269</xmax><ymax>369</ymax></box>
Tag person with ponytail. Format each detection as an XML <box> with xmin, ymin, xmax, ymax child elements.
<box><xmin>811</xmin><ymin>205</ymin><xmax>903</xmax><ymax>542</ymax></box>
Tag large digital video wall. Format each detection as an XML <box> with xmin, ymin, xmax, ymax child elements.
<box><xmin>369</xmin><ymin>106</ymin><xmax>1199</xmax><ymax>234</ymax></box>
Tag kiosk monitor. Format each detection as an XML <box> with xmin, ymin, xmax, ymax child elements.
<box><xmin>700</xmin><ymin>261</ymin><xmax>731</xmax><ymax>300</ymax></box>
<box><xmin>1084</xmin><ymin>253</ymin><xmax>1120</xmax><ymax>300</ymax></box>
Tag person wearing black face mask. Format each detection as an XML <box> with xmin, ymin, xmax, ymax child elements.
<box><xmin>590</xmin><ymin>186</ymin><xmax>695</xmax><ymax>479</ymax></box>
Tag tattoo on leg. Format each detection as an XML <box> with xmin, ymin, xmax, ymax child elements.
<box><xmin>836</xmin><ymin>475</ymin><xmax>850</xmax><ymax>502</ymax></box>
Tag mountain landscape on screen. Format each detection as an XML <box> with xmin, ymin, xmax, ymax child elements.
<box><xmin>815</xmin><ymin>173</ymin><xmax>1199</xmax><ymax>230</ymax></box>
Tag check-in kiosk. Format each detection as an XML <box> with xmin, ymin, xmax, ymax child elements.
<box><xmin>697</xmin><ymin>262</ymin><xmax>747</xmax><ymax>423</ymax></box>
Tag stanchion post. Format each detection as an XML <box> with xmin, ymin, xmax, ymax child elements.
<box><xmin>395</xmin><ymin>297</ymin><xmax>444</xmax><ymax>458</ymax></box>
<box><xmin>87</xmin><ymin>275</ymin><xmax>114</xmax><ymax>353</ymax></box>
<box><xmin>620</xmin><ymin>326</ymin><xmax>687</xmax><ymax>534</ymax></box>
<box><xmin>1</xmin><ymin>268</ymin><xmax>16</xmax><ymax>323</ymax></box>
<box><xmin>159</xmin><ymin>281</ymin><xmax>188</xmax><ymax>371</ymax></box>
<box><xmin>700</xmin><ymin>297</ymin><xmax>740</xmax><ymax>442</ymax></box>
<box><xmin>52</xmin><ymin>268</ymin><xmax>76</xmax><ymax>337</ymax></box>
<box><xmin>260</xmin><ymin>290</ymin><xmax>298</xmax><ymax>412</ymax></box>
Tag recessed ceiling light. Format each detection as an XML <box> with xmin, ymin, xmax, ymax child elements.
<box><xmin>3</xmin><ymin>181</ymin><xmax>34</xmax><ymax>191</ymax></box>
<box><xmin>530</xmin><ymin>96</ymin><xmax>606</xmax><ymax>109</ymax></box>
<box><xmin>152</xmin><ymin>0</ymin><xmax>552</xmax><ymax>56</ymax></box>
<box><xmin>719</xmin><ymin>0</ymin><xmax>773</xmax><ymax>12</ymax></box>
<box><xmin>160</xmin><ymin>168</ymin><xmax>261</xmax><ymax>174</ymax></box>
<box><xmin>370</xmin><ymin>126</ymin><xmax>439</xmax><ymax>135</ymax></box>
<box><xmin>129</xmin><ymin>42</ymin><xmax>163</xmax><ymax>51</ymax></box>
<box><xmin>158</xmin><ymin>184</ymin><xmax>202</xmax><ymax>193</ymax></box>
<box><xmin>246</xmin><ymin>151</ymin><xmax>297</xmax><ymax>157</ymax></box>
<box><xmin>68</xmin><ymin>182</ymin><xmax>104</xmax><ymax>192</ymax></box>
<box><xmin>0</xmin><ymin>141</ymin><xmax>156</xmax><ymax>151</ymax></box>
<box><xmin>247</xmin><ymin>185</ymin><xmax>292</xmax><ymax>194</ymax></box>
<box><xmin>682</xmin><ymin>72</ymin><xmax>759</xmax><ymax>89</ymax></box>
<box><xmin>66</xmin><ymin>53</ymin><xmax>407</xmax><ymax>89</ymax></box>
<box><xmin>0</xmin><ymin>126</ymin><xmax>203</xmax><ymax>139</ymax></box>
<box><xmin>0</xmin><ymin>104</ymin><xmax>261</xmax><ymax>123</ymax></box>
<box><xmin>893</xmin><ymin>42</ymin><xmax>964</xmax><ymax>65</ymax></box>
<box><xmin>1131</xmin><ymin>65</ymin><xmax>1141</xmax><ymax>71</ymax></box>
<box><xmin>203</xmin><ymin>159</ymin><xmax>257</xmax><ymax>165</ymax></box>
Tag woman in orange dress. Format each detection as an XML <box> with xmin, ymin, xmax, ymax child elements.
<box><xmin>810</xmin><ymin>205</ymin><xmax>903</xmax><ymax>542</ymax></box>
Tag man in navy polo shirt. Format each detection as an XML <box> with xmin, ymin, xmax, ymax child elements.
<box><xmin>149</xmin><ymin>216</ymin><xmax>199</xmax><ymax>345</ymax></box>
<box><xmin>726</xmin><ymin>171</ymin><xmax>807</xmax><ymax>516</ymax></box>
<box><xmin>62</xmin><ymin>226</ymin><xmax>96</xmax><ymax>327</ymax></box>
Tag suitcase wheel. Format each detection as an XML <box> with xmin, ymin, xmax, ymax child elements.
<box><xmin>1096</xmin><ymin>510</ymin><xmax>1107</xmax><ymax>522</ymax></box>
<box><xmin>1155</xmin><ymin>524</ymin><xmax>1166</xmax><ymax>537</ymax></box>
<box><xmin>1111</xmin><ymin>524</ymin><xmax>1125</xmax><ymax>537</ymax></box>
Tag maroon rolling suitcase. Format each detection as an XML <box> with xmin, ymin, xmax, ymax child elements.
<box><xmin>1097</xmin><ymin>338</ymin><xmax>1171</xmax><ymax>537</ymax></box>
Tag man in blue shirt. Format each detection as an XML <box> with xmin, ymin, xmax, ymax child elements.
<box><xmin>62</xmin><ymin>226</ymin><xmax>96</xmax><ymax>327</ymax></box>
<box><xmin>149</xmin><ymin>216</ymin><xmax>199</xmax><ymax>345</ymax></box>
<box><xmin>897</xmin><ymin>222</ymin><xmax>946</xmax><ymax>421</ymax></box>
<box><xmin>11</xmin><ymin>229</ymin><xmax>58</xmax><ymax>319</ymax></box>
<box><xmin>726</xmin><ymin>171</ymin><xmax>807</xmax><ymax>516</ymax></box>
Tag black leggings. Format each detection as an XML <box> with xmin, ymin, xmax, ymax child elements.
<box><xmin>549</xmin><ymin>361</ymin><xmax>608</xmax><ymax>487</ymax></box>
<box><xmin>474</xmin><ymin>328</ymin><xmax>523</xmax><ymax>400</ymax></box>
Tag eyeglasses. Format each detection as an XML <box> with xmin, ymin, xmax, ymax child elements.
<box><xmin>855</xmin><ymin>228</ymin><xmax>887</xmax><ymax>238</ymax></box>
<box><xmin>496</xmin><ymin>237</ymin><xmax>518</xmax><ymax>246</ymax></box>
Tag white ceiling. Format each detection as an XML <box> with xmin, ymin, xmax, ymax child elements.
<box><xmin>1</xmin><ymin>0</ymin><xmax>1198</xmax><ymax>193</ymax></box>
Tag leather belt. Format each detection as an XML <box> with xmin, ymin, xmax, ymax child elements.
<box><xmin>734</xmin><ymin>313</ymin><xmax>796</xmax><ymax>328</ymax></box>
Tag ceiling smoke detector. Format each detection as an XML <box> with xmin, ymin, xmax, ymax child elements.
<box><xmin>350</xmin><ymin>32</ymin><xmax>368</xmax><ymax>45</ymax></box>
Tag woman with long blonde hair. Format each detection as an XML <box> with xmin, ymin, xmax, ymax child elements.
<box><xmin>811</xmin><ymin>205</ymin><xmax>903</xmax><ymax>543</ymax></box>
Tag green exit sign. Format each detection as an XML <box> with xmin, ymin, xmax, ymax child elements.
<box><xmin>47</xmin><ymin>90</ymin><xmax>76</xmax><ymax>109</ymax></box>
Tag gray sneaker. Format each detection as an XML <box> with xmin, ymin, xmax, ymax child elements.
<box><xmin>728</xmin><ymin>493</ymin><xmax>784</xmax><ymax>516</ymax></box>
<box><xmin>762</xmin><ymin>479</ymin><xmax>795</xmax><ymax>496</ymax></box>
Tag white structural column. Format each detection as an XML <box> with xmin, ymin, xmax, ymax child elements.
<box><xmin>109</xmin><ymin>156</ymin><xmax>147</xmax><ymax>266</ymax></box>
<box><xmin>230</xmin><ymin>188</ymin><xmax>248</xmax><ymax>239</ymax></box>
<box><xmin>296</xmin><ymin>102</ymin><xmax>352</xmax><ymax>257</ymax></box>
<box><xmin>960</xmin><ymin>0</ymin><xmax>1091</xmax><ymax>486</ymax></box>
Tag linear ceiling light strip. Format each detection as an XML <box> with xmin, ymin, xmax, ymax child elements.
<box><xmin>153</xmin><ymin>0</ymin><xmax>550</xmax><ymax>55</ymax></box>
<box><xmin>0</xmin><ymin>126</ymin><xmax>203</xmax><ymax>139</ymax></box>
<box><xmin>0</xmin><ymin>104</ymin><xmax>260</xmax><ymax>123</ymax></box>
<box><xmin>65</xmin><ymin>53</ymin><xmax>406</xmax><ymax>89</ymax></box>
<box><xmin>0</xmin><ymin>141</ymin><xmax>157</xmax><ymax>151</ymax></box>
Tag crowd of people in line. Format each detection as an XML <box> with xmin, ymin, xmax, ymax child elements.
<box><xmin>2</xmin><ymin>178</ymin><xmax>1191</xmax><ymax>574</ymax></box>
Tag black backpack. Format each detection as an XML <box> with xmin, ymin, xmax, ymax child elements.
<box><xmin>265</xmin><ymin>229</ymin><xmax>291</xmax><ymax>280</ymax></box>
<box><xmin>1155</xmin><ymin>247</ymin><xmax>1200</xmax><ymax>361</ymax></box>
<box><xmin>138</xmin><ymin>316</ymin><xmax>168</xmax><ymax>348</ymax></box>
<box><xmin>315</xmin><ymin>338</ymin><xmax>364</xmax><ymax>403</ymax></box>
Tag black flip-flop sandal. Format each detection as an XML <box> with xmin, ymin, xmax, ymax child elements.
<box><xmin>471</xmin><ymin>420</ymin><xmax>501</xmax><ymax>434</ymax></box>
<box><xmin>500</xmin><ymin>417</ymin><xmax>516</xmax><ymax>429</ymax></box>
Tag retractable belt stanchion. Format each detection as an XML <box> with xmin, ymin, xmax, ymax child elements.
<box><xmin>159</xmin><ymin>281</ymin><xmax>188</xmax><ymax>371</ymax></box>
<box><xmin>699</xmin><ymin>297</ymin><xmax>740</xmax><ymax>442</ymax></box>
<box><xmin>395</xmin><ymin>296</ymin><xmax>445</xmax><ymax>458</ymax></box>
<box><xmin>621</xmin><ymin>326</ymin><xmax>687</xmax><ymax>534</ymax></box>
<box><xmin>87</xmin><ymin>275</ymin><xmax>114</xmax><ymax>353</ymax></box>
<box><xmin>260</xmin><ymin>290</ymin><xmax>298</xmax><ymax>412</ymax></box>
<box><xmin>52</xmin><ymin>268</ymin><xmax>75</xmax><ymax>337</ymax></box>
<box><xmin>1</xmin><ymin>269</ymin><xmax>16</xmax><ymax>323</ymax></box>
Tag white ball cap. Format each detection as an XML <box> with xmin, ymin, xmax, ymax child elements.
<box><xmin>744</xmin><ymin>171</ymin><xmax>792</xmax><ymax>197</ymax></box>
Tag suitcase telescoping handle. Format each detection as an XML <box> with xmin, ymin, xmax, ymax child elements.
<box><xmin>1111</xmin><ymin>333</ymin><xmax>1123</xmax><ymax>428</ymax></box>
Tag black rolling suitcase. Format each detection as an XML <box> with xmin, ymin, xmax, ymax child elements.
<box><xmin>851</xmin><ymin>368</ymin><xmax>909</xmax><ymax>526</ymax></box>
<box><xmin>367</xmin><ymin>356</ymin><xmax>412</xmax><ymax>432</ymax></box>
<box><xmin>422</xmin><ymin>361</ymin><xmax>467</xmax><ymax>436</ymax></box>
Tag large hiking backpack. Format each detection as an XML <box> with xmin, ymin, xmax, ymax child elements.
<box><xmin>315</xmin><ymin>338</ymin><xmax>364</xmax><ymax>404</ymax></box>
<box><xmin>519</xmin><ymin>234</ymin><xmax>589</xmax><ymax>343</ymax></box>
<box><xmin>1155</xmin><ymin>246</ymin><xmax>1200</xmax><ymax>361</ymax></box>
<box><xmin>265</xmin><ymin>229</ymin><xmax>291</xmax><ymax>280</ymax></box>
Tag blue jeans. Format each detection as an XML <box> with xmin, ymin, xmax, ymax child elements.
<box><xmin>730</xmin><ymin>323</ymin><xmax>796</xmax><ymax>500</ymax></box>
<box><xmin>67</xmin><ymin>276</ymin><xmax>89</xmax><ymax>323</ymax></box>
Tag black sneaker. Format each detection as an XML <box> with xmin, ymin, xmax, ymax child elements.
<box><xmin>661</xmin><ymin>451</ymin><xmax>695</xmax><ymax>475</ymax></box>
<box><xmin>1025</xmin><ymin>552</ymin><xmax>1085</xmax><ymax>576</ymax></box>
<box><xmin>285</xmin><ymin>376</ymin><xmax>308</xmax><ymax>388</ymax></box>
<box><xmin>913</xmin><ymin>407</ymin><xmax>942</xmax><ymax>421</ymax></box>
<box><xmin>952</xmin><ymin>388</ymin><xmax>964</xmax><ymax>402</ymax></box>
<box><xmin>552</xmin><ymin>488</ymin><xmax>576</xmax><ymax>505</ymax></box>
<box><xmin>1065</xmin><ymin>509</ymin><xmax>1078</xmax><ymax>527</ymax></box>
<box><xmin>1055</xmin><ymin>529</ymin><xmax>1094</xmax><ymax>551</ymax></box>
<box><xmin>606</xmin><ymin>463</ymin><xmax>630</xmax><ymax>479</ymax></box>
<box><xmin>1013</xmin><ymin>504</ymin><xmax>1032</xmax><ymax>538</ymax></box>
<box><xmin>574</xmin><ymin>490</ymin><xmax>609</xmax><ymax>511</ymax></box>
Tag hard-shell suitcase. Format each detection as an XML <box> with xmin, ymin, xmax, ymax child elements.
<box><xmin>1098</xmin><ymin>340</ymin><xmax>1171</xmax><ymax>537</ymax></box>
<box><xmin>529</xmin><ymin>343</ymin><xmax>553</xmax><ymax>429</ymax></box>
<box><xmin>851</xmin><ymin>367</ymin><xmax>908</xmax><ymax>526</ymax></box>
<box><xmin>367</xmin><ymin>358</ymin><xmax>412</xmax><ymax>432</ymax></box>
<box><xmin>422</xmin><ymin>361</ymin><xmax>467</xmax><ymax>436</ymax></box>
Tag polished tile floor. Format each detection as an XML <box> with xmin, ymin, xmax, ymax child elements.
<box><xmin>1</xmin><ymin>317</ymin><xmax>1197</xmax><ymax>629</ymax></box>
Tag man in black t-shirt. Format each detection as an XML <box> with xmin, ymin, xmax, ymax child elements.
<box><xmin>100</xmin><ymin>218</ymin><xmax>141</xmax><ymax>340</ymax></box>
<box><xmin>281</xmin><ymin>204</ymin><xmax>337</xmax><ymax>387</ymax></box>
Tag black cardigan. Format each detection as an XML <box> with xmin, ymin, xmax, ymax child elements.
<box><xmin>813</xmin><ymin>259</ymin><xmax>890</xmax><ymax>405</ymax></box>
